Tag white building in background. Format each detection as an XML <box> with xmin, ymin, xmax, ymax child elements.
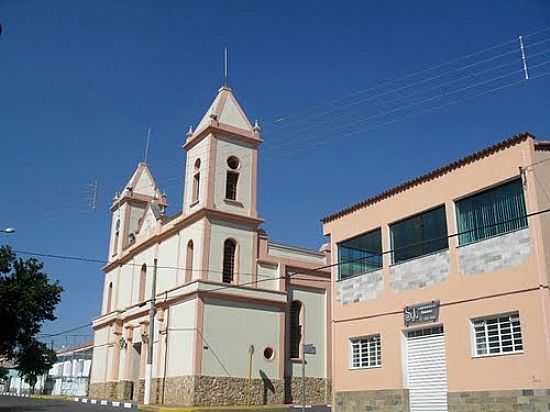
<box><xmin>49</xmin><ymin>342</ymin><xmax>93</xmax><ymax>396</ymax></box>
<box><xmin>89</xmin><ymin>83</ymin><xmax>332</xmax><ymax>407</ymax></box>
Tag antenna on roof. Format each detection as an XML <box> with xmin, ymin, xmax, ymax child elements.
<box><xmin>224</xmin><ymin>47</ymin><xmax>229</xmax><ymax>87</ymax></box>
<box><xmin>144</xmin><ymin>127</ymin><xmax>152</xmax><ymax>164</ymax></box>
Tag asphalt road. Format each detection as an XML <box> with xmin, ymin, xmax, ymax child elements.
<box><xmin>0</xmin><ymin>396</ymin><xmax>128</xmax><ymax>412</ymax></box>
<box><xmin>0</xmin><ymin>396</ymin><xmax>331</xmax><ymax>412</ymax></box>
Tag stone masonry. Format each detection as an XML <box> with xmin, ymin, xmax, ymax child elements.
<box><xmin>391</xmin><ymin>250</ymin><xmax>449</xmax><ymax>292</ymax></box>
<box><xmin>448</xmin><ymin>389</ymin><xmax>550</xmax><ymax>412</ymax></box>
<box><xmin>458</xmin><ymin>228</ymin><xmax>530</xmax><ymax>275</ymax></box>
<box><xmin>286</xmin><ymin>377</ymin><xmax>331</xmax><ymax>405</ymax></box>
<box><xmin>335</xmin><ymin>389</ymin><xmax>410</xmax><ymax>412</ymax></box>
<box><xmin>336</xmin><ymin>269</ymin><xmax>383</xmax><ymax>304</ymax></box>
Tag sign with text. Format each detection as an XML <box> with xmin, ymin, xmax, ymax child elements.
<box><xmin>303</xmin><ymin>344</ymin><xmax>317</xmax><ymax>355</ymax></box>
<box><xmin>404</xmin><ymin>300</ymin><xmax>440</xmax><ymax>327</ymax></box>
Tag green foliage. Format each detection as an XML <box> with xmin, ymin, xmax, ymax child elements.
<box><xmin>16</xmin><ymin>339</ymin><xmax>57</xmax><ymax>393</ymax></box>
<box><xmin>0</xmin><ymin>245</ymin><xmax>63</xmax><ymax>358</ymax></box>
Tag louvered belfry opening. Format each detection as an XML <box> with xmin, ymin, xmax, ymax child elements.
<box><xmin>222</xmin><ymin>239</ymin><xmax>236</xmax><ymax>283</ymax></box>
<box><xmin>290</xmin><ymin>301</ymin><xmax>302</xmax><ymax>358</ymax></box>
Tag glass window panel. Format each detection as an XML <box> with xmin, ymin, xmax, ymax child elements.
<box><xmin>457</xmin><ymin>179</ymin><xmax>527</xmax><ymax>245</ymax></box>
<box><xmin>473</xmin><ymin>312</ymin><xmax>523</xmax><ymax>356</ymax></box>
<box><xmin>338</xmin><ymin>229</ymin><xmax>383</xmax><ymax>280</ymax></box>
<box><xmin>391</xmin><ymin>206</ymin><xmax>448</xmax><ymax>264</ymax></box>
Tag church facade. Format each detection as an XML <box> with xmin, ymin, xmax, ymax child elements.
<box><xmin>89</xmin><ymin>85</ymin><xmax>332</xmax><ymax>406</ymax></box>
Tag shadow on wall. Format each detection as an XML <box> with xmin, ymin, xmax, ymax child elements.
<box><xmin>259</xmin><ymin>369</ymin><xmax>275</xmax><ymax>405</ymax></box>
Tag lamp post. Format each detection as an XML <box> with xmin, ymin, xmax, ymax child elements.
<box><xmin>0</xmin><ymin>227</ymin><xmax>15</xmax><ymax>234</ymax></box>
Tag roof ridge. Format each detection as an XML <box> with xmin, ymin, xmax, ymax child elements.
<box><xmin>321</xmin><ymin>132</ymin><xmax>535</xmax><ymax>224</ymax></box>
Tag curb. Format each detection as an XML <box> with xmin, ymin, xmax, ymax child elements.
<box><xmin>0</xmin><ymin>392</ymin><xmax>32</xmax><ymax>398</ymax></box>
<box><xmin>74</xmin><ymin>397</ymin><xmax>137</xmax><ymax>409</ymax></box>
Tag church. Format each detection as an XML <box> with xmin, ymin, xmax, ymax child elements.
<box><xmin>89</xmin><ymin>82</ymin><xmax>332</xmax><ymax>407</ymax></box>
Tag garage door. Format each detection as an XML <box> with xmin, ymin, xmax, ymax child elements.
<box><xmin>407</xmin><ymin>326</ymin><xmax>448</xmax><ymax>412</ymax></box>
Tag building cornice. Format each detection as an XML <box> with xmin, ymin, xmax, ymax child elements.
<box><xmin>183</xmin><ymin>122</ymin><xmax>262</xmax><ymax>151</ymax></box>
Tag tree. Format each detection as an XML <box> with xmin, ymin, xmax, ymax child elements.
<box><xmin>16</xmin><ymin>340</ymin><xmax>56</xmax><ymax>394</ymax></box>
<box><xmin>0</xmin><ymin>246</ymin><xmax>63</xmax><ymax>358</ymax></box>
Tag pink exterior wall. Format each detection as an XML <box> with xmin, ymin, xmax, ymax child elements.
<box><xmin>324</xmin><ymin>137</ymin><xmax>550</xmax><ymax>393</ymax></box>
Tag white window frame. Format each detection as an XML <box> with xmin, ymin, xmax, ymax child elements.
<box><xmin>470</xmin><ymin>312</ymin><xmax>524</xmax><ymax>358</ymax></box>
<box><xmin>349</xmin><ymin>334</ymin><xmax>382</xmax><ymax>369</ymax></box>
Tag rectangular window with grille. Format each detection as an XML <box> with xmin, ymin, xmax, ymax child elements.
<box><xmin>350</xmin><ymin>334</ymin><xmax>381</xmax><ymax>369</ymax></box>
<box><xmin>226</xmin><ymin>171</ymin><xmax>239</xmax><ymax>200</ymax></box>
<box><xmin>471</xmin><ymin>312</ymin><xmax>523</xmax><ymax>356</ymax></box>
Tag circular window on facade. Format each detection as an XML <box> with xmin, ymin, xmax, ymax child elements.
<box><xmin>227</xmin><ymin>156</ymin><xmax>240</xmax><ymax>170</ymax></box>
<box><xmin>263</xmin><ymin>347</ymin><xmax>275</xmax><ymax>361</ymax></box>
<box><xmin>194</xmin><ymin>158</ymin><xmax>201</xmax><ymax>170</ymax></box>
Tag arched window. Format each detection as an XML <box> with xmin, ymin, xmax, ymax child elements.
<box><xmin>222</xmin><ymin>239</ymin><xmax>237</xmax><ymax>283</ymax></box>
<box><xmin>192</xmin><ymin>158</ymin><xmax>201</xmax><ymax>203</ymax></box>
<box><xmin>186</xmin><ymin>240</ymin><xmax>194</xmax><ymax>282</ymax></box>
<box><xmin>113</xmin><ymin>219</ymin><xmax>120</xmax><ymax>256</ymax></box>
<box><xmin>106</xmin><ymin>282</ymin><xmax>113</xmax><ymax>313</ymax></box>
<box><xmin>225</xmin><ymin>156</ymin><xmax>240</xmax><ymax>200</ymax></box>
<box><xmin>289</xmin><ymin>300</ymin><xmax>303</xmax><ymax>358</ymax></box>
<box><xmin>139</xmin><ymin>264</ymin><xmax>147</xmax><ymax>302</ymax></box>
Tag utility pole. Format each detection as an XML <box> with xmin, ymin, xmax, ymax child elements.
<box><xmin>144</xmin><ymin>258</ymin><xmax>157</xmax><ymax>405</ymax></box>
<box><xmin>301</xmin><ymin>317</ymin><xmax>306</xmax><ymax>412</ymax></box>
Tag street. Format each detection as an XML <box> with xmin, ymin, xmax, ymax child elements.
<box><xmin>0</xmin><ymin>396</ymin><xmax>330</xmax><ymax>412</ymax></box>
<box><xmin>0</xmin><ymin>396</ymin><xmax>129</xmax><ymax>412</ymax></box>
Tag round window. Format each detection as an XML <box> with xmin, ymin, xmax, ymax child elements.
<box><xmin>194</xmin><ymin>158</ymin><xmax>201</xmax><ymax>170</ymax></box>
<box><xmin>263</xmin><ymin>347</ymin><xmax>275</xmax><ymax>361</ymax></box>
<box><xmin>227</xmin><ymin>156</ymin><xmax>240</xmax><ymax>170</ymax></box>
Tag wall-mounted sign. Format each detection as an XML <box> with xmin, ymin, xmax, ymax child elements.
<box><xmin>303</xmin><ymin>344</ymin><xmax>317</xmax><ymax>355</ymax></box>
<box><xmin>404</xmin><ymin>300</ymin><xmax>440</xmax><ymax>327</ymax></box>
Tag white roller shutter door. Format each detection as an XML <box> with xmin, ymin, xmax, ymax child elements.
<box><xmin>407</xmin><ymin>328</ymin><xmax>448</xmax><ymax>412</ymax></box>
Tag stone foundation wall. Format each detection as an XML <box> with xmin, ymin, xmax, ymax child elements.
<box><xmin>160</xmin><ymin>376</ymin><xmax>195</xmax><ymax>406</ymax></box>
<box><xmin>286</xmin><ymin>377</ymin><xmax>331</xmax><ymax>405</ymax></box>
<box><xmin>193</xmin><ymin>375</ymin><xmax>285</xmax><ymax>406</ymax></box>
<box><xmin>448</xmin><ymin>389</ymin><xmax>550</xmax><ymax>412</ymax></box>
<box><xmin>335</xmin><ymin>389</ymin><xmax>410</xmax><ymax>412</ymax></box>
<box><xmin>88</xmin><ymin>382</ymin><xmax>117</xmax><ymax>399</ymax></box>
<box><xmin>132</xmin><ymin>379</ymin><xmax>144</xmax><ymax>403</ymax></box>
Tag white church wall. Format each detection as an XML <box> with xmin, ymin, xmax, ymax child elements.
<box><xmin>214</xmin><ymin>136</ymin><xmax>254</xmax><ymax>217</ymax></box>
<box><xmin>164</xmin><ymin>298</ymin><xmax>196</xmax><ymax>377</ymax></box>
<box><xmin>208</xmin><ymin>219</ymin><xmax>254</xmax><ymax>284</ymax></box>
<box><xmin>257</xmin><ymin>262</ymin><xmax>280</xmax><ymax>291</ymax></box>
<box><xmin>289</xmin><ymin>287</ymin><xmax>326</xmax><ymax>378</ymax></box>
<box><xmin>202</xmin><ymin>298</ymin><xmax>281</xmax><ymax>379</ymax></box>
<box><xmin>90</xmin><ymin>326</ymin><xmax>110</xmax><ymax>383</ymax></box>
<box><xmin>130</xmin><ymin>247</ymin><xmax>156</xmax><ymax>303</ymax></box>
<box><xmin>156</xmin><ymin>234</ymin><xmax>180</xmax><ymax>294</ymax></box>
<box><xmin>184</xmin><ymin>136</ymin><xmax>210</xmax><ymax>214</ymax></box>
<box><xmin>116</xmin><ymin>262</ymin><xmax>134</xmax><ymax>310</ymax></box>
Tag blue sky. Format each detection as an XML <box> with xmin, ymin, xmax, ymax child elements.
<box><xmin>1</xmin><ymin>0</ymin><xmax>550</xmax><ymax>347</ymax></box>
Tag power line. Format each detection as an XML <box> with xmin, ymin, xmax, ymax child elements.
<box><xmin>269</xmin><ymin>27</ymin><xmax>550</xmax><ymax>130</ymax></box>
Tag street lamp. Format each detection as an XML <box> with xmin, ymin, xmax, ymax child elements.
<box><xmin>0</xmin><ymin>227</ymin><xmax>15</xmax><ymax>234</ymax></box>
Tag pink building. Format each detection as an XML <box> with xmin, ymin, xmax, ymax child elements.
<box><xmin>322</xmin><ymin>133</ymin><xmax>550</xmax><ymax>412</ymax></box>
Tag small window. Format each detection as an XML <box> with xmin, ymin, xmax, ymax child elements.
<box><xmin>338</xmin><ymin>229</ymin><xmax>382</xmax><ymax>280</ymax></box>
<box><xmin>225</xmin><ymin>171</ymin><xmax>239</xmax><ymax>200</ymax></box>
<box><xmin>290</xmin><ymin>301</ymin><xmax>303</xmax><ymax>358</ymax></box>
<box><xmin>457</xmin><ymin>179</ymin><xmax>527</xmax><ymax>245</ymax></box>
<box><xmin>186</xmin><ymin>240</ymin><xmax>194</xmax><ymax>283</ymax></box>
<box><xmin>113</xmin><ymin>219</ymin><xmax>120</xmax><ymax>256</ymax></box>
<box><xmin>192</xmin><ymin>172</ymin><xmax>200</xmax><ymax>203</ymax></box>
<box><xmin>227</xmin><ymin>156</ymin><xmax>240</xmax><ymax>170</ymax></box>
<box><xmin>391</xmin><ymin>206</ymin><xmax>448</xmax><ymax>264</ymax></box>
<box><xmin>472</xmin><ymin>312</ymin><xmax>523</xmax><ymax>357</ymax></box>
<box><xmin>222</xmin><ymin>239</ymin><xmax>236</xmax><ymax>283</ymax></box>
<box><xmin>263</xmin><ymin>347</ymin><xmax>275</xmax><ymax>360</ymax></box>
<box><xmin>350</xmin><ymin>334</ymin><xmax>381</xmax><ymax>369</ymax></box>
<box><xmin>139</xmin><ymin>264</ymin><xmax>147</xmax><ymax>302</ymax></box>
<box><xmin>106</xmin><ymin>282</ymin><xmax>113</xmax><ymax>313</ymax></box>
<box><xmin>194</xmin><ymin>158</ymin><xmax>201</xmax><ymax>170</ymax></box>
